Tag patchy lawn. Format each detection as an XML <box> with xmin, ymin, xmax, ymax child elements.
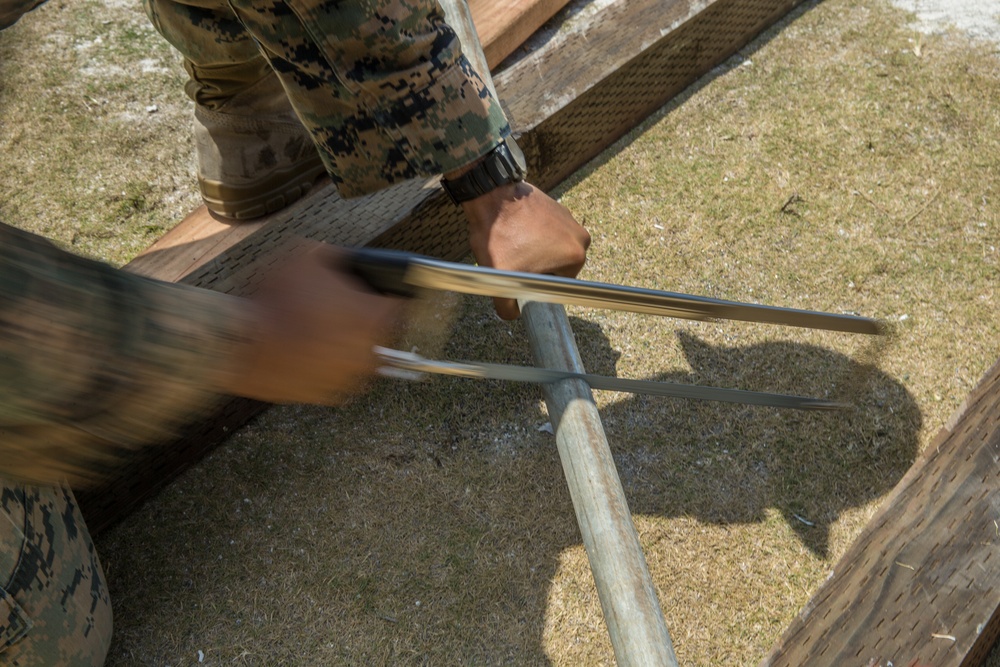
<box><xmin>2</xmin><ymin>0</ymin><xmax>999</xmax><ymax>664</ymax></box>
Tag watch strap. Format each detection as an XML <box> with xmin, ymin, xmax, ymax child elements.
<box><xmin>441</xmin><ymin>140</ymin><xmax>526</xmax><ymax>204</ymax></box>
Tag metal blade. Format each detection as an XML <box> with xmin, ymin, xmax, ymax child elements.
<box><xmin>375</xmin><ymin>347</ymin><xmax>844</xmax><ymax>411</ymax></box>
<box><xmin>344</xmin><ymin>248</ymin><xmax>884</xmax><ymax>335</ymax></box>
<box><xmin>391</xmin><ymin>255</ymin><xmax>885</xmax><ymax>335</ymax></box>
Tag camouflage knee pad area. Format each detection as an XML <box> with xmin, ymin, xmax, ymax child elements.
<box><xmin>143</xmin><ymin>0</ymin><xmax>509</xmax><ymax>197</ymax></box>
<box><xmin>1</xmin><ymin>484</ymin><xmax>111</xmax><ymax>667</ymax></box>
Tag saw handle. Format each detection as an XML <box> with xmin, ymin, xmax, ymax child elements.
<box><xmin>342</xmin><ymin>247</ymin><xmax>421</xmax><ymax>298</ymax></box>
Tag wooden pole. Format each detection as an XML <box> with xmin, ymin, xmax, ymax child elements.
<box><xmin>438</xmin><ymin>1</ymin><xmax>677</xmax><ymax>662</ymax></box>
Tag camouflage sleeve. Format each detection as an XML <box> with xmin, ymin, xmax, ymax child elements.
<box><xmin>0</xmin><ymin>223</ymin><xmax>253</xmax><ymax>486</ymax></box>
<box><xmin>225</xmin><ymin>0</ymin><xmax>511</xmax><ymax>197</ymax></box>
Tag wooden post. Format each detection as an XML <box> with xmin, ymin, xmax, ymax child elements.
<box><xmin>438</xmin><ymin>1</ymin><xmax>677</xmax><ymax>662</ymax></box>
<box><xmin>762</xmin><ymin>354</ymin><xmax>1000</xmax><ymax>667</ymax></box>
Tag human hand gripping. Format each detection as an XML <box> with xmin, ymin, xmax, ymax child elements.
<box><xmin>220</xmin><ymin>243</ymin><xmax>401</xmax><ymax>405</ymax></box>
<box><xmin>461</xmin><ymin>180</ymin><xmax>591</xmax><ymax>319</ymax></box>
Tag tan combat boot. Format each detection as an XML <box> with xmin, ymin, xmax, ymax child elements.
<box><xmin>195</xmin><ymin>74</ymin><xmax>326</xmax><ymax>220</ymax></box>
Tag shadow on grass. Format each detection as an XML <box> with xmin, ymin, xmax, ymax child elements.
<box><xmin>97</xmin><ymin>299</ymin><xmax>919</xmax><ymax>665</ymax></box>
<box><xmin>581</xmin><ymin>326</ymin><xmax>920</xmax><ymax>559</ymax></box>
<box><xmin>552</xmin><ymin>0</ymin><xmax>829</xmax><ymax>198</ymax></box>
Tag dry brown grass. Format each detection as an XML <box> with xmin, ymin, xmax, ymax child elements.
<box><xmin>0</xmin><ymin>0</ymin><xmax>198</xmax><ymax>264</ymax></box>
<box><xmin>2</xmin><ymin>0</ymin><xmax>1000</xmax><ymax>664</ymax></box>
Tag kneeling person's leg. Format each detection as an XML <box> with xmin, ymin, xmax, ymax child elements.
<box><xmin>143</xmin><ymin>0</ymin><xmax>325</xmax><ymax>220</ymax></box>
<box><xmin>1</xmin><ymin>483</ymin><xmax>112</xmax><ymax>667</ymax></box>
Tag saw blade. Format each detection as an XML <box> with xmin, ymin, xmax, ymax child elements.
<box><xmin>374</xmin><ymin>347</ymin><xmax>844</xmax><ymax>411</ymax></box>
<box><xmin>346</xmin><ymin>248</ymin><xmax>885</xmax><ymax>336</ymax></box>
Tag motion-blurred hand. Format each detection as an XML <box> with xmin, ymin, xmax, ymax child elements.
<box><xmin>462</xmin><ymin>181</ymin><xmax>591</xmax><ymax>320</ymax></box>
<box><xmin>222</xmin><ymin>243</ymin><xmax>401</xmax><ymax>404</ymax></box>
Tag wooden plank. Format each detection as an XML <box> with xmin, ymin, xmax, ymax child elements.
<box><xmin>762</xmin><ymin>356</ymin><xmax>1000</xmax><ymax>667</ymax></box>
<box><xmin>82</xmin><ymin>0</ymin><xmax>812</xmax><ymax>532</ymax></box>
<box><xmin>500</xmin><ymin>0</ymin><xmax>807</xmax><ymax>186</ymax></box>
<box><xmin>467</xmin><ymin>0</ymin><xmax>572</xmax><ymax>67</ymax></box>
<box><xmin>128</xmin><ymin>191</ymin><xmax>294</xmax><ymax>282</ymax></box>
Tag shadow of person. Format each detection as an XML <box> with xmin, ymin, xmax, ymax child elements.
<box><xmin>95</xmin><ymin>303</ymin><xmax>921</xmax><ymax>665</ymax></box>
<box><xmin>573</xmin><ymin>325</ymin><xmax>920</xmax><ymax>559</ymax></box>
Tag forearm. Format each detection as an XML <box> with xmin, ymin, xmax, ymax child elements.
<box><xmin>0</xmin><ymin>226</ymin><xmax>401</xmax><ymax>484</ymax></box>
<box><xmin>0</xmin><ymin>223</ymin><xmax>253</xmax><ymax>484</ymax></box>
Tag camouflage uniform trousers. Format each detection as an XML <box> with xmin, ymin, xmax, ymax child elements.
<box><xmin>0</xmin><ymin>482</ymin><xmax>112</xmax><ymax>667</ymax></box>
<box><xmin>143</xmin><ymin>0</ymin><xmax>510</xmax><ymax>197</ymax></box>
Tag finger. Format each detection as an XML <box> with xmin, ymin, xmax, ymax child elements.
<box><xmin>493</xmin><ymin>295</ymin><xmax>520</xmax><ymax>320</ymax></box>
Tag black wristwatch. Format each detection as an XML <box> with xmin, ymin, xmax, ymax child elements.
<box><xmin>441</xmin><ymin>137</ymin><xmax>527</xmax><ymax>204</ymax></box>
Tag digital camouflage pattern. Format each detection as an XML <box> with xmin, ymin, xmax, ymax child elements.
<box><xmin>2</xmin><ymin>0</ymin><xmax>510</xmax><ymax>195</ymax></box>
<box><xmin>143</xmin><ymin>0</ymin><xmax>510</xmax><ymax>196</ymax></box>
<box><xmin>0</xmin><ymin>222</ymin><xmax>252</xmax><ymax>487</ymax></box>
<box><xmin>0</xmin><ymin>483</ymin><xmax>112</xmax><ymax>666</ymax></box>
<box><xmin>0</xmin><ymin>221</ymin><xmax>252</xmax><ymax>662</ymax></box>
<box><xmin>0</xmin><ymin>0</ymin><xmax>501</xmax><ymax>480</ymax></box>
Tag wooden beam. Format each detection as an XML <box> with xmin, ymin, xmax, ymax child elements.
<box><xmin>467</xmin><ymin>0</ymin><xmax>572</xmax><ymax>67</ymax></box>
<box><xmin>762</xmin><ymin>356</ymin><xmax>1000</xmax><ymax>667</ymax></box>
<box><xmin>82</xmin><ymin>0</ymin><xmax>812</xmax><ymax>533</ymax></box>
<box><xmin>126</xmin><ymin>183</ymin><xmax>320</xmax><ymax>282</ymax></box>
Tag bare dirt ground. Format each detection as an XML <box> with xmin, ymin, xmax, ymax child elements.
<box><xmin>889</xmin><ymin>0</ymin><xmax>1000</xmax><ymax>43</ymax></box>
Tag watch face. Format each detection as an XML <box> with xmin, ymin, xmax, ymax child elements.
<box><xmin>505</xmin><ymin>137</ymin><xmax>527</xmax><ymax>175</ymax></box>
